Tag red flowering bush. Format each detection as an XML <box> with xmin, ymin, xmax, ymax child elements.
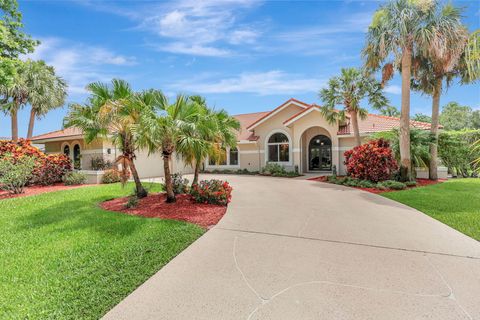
<box><xmin>190</xmin><ymin>179</ymin><xmax>233</xmax><ymax>206</ymax></box>
<box><xmin>344</xmin><ymin>139</ymin><xmax>398</xmax><ymax>182</ymax></box>
<box><xmin>0</xmin><ymin>139</ymin><xmax>72</xmax><ymax>185</ymax></box>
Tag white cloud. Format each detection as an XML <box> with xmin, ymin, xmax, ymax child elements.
<box><xmin>24</xmin><ymin>38</ymin><xmax>136</xmax><ymax>96</ymax></box>
<box><xmin>80</xmin><ymin>0</ymin><xmax>262</xmax><ymax>57</ymax></box>
<box><xmin>384</xmin><ymin>85</ymin><xmax>401</xmax><ymax>95</ymax></box>
<box><xmin>171</xmin><ymin>70</ymin><xmax>325</xmax><ymax>95</ymax></box>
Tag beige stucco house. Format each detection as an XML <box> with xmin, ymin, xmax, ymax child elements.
<box><xmin>31</xmin><ymin>98</ymin><xmax>446</xmax><ymax>181</ymax></box>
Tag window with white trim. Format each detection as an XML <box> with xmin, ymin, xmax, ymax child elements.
<box><xmin>208</xmin><ymin>147</ymin><xmax>239</xmax><ymax>166</ymax></box>
<box><xmin>267</xmin><ymin>133</ymin><xmax>289</xmax><ymax>162</ymax></box>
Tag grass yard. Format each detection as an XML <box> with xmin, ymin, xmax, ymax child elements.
<box><xmin>0</xmin><ymin>183</ymin><xmax>204</xmax><ymax>319</ymax></box>
<box><xmin>383</xmin><ymin>178</ymin><xmax>480</xmax><ymax>241</ymax></box>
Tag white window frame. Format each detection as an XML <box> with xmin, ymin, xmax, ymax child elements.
<box><xmin>206</xmin><ymin>146</ymin><xmax>241</xmax><ymax>169</ymax></box>
<box><xmin>265</xmin><ymin>129</ymin><xmax>292</xmax><ymax>165</ymax></box>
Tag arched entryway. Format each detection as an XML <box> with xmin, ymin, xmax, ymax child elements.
<box><xmin>308</xmin><ymin>135</ymin><xmax>332</xmax><ymax>171</ymax></box>
<box><xmin>73</xmin><ymin>144</ymin><xmax>81</xmax><ymax>169</ymax></box>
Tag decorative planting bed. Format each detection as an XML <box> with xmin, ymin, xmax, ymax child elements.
<box><xmin>101</xmin><ymin>193</ymin><xmax>228</xmax><ymax>229</ymax></box>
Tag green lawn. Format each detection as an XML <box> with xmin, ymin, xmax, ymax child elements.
<box><xmin>382</xmin><ymin>178</ymin><xmax>480</xmax><ymax>241</ymax></box>
<box><xmin>0</xmin><ymin>183</ymin><xmax>204</xmax><ymax>319</ymax></box>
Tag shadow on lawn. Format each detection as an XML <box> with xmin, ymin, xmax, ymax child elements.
<box><xmin>15</xmin><ymin>197</ymin><xmax>148</xmax><ymax>238</ymax></box>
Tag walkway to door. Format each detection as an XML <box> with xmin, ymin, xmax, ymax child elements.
<box><xmin>104</xmin><ymin>175</ymin><xmax>480</xmax><ymax>320</ymax></box>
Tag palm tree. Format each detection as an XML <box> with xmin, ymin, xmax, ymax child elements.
<box><xmin>137</xmin><ymin>94</ymin><xmax>199</xmax><ymax>203</ymax></box>
<box><xmin>412</xmin><ymin>6</ymin><xmax>479</xmax><ymax>180</ymax></box>
<box><xmin>373</xmin><ymin>128</ymin><xmax>435</xmax><ymax>177</ymax></box>
<box><xmin>380</xmin><ymin>105</ymin><xmax>400</xmax><ymax>117</ymax></box>
<box><xmin>363</xmin><ymin>0</ymin><xmax>437</xmax><ymax>181</ymax></box>
<box><xmin>0</xmin><ymin>60</ymin><xmax>28</xmax><ymax>141</ymax></box>
<box><xmin>26</xmin><ymin>60</ymin><xmax>67</xmax><ymax>139</ymax></box>
<box><xmin>319</xmin><ymin>68</ymin><xmax>389</xmax><ymax>146</ymax></box>
<box><xmin>64</xmin><ymin>79</ymin><xmax>148</xmax><ymax>198</ymax></box>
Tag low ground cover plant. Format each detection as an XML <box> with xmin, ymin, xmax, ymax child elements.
<box><xmin>191</xmin><ymin>179</ymin><xmax>232</xmax><ymax>206</ymax></box>
<box><xmin>0</xmin><ymin>155</ymin><xmax>36</xmax><ymax>194</ymax></box>
<box><xmin>63</xmin><ymin>171</ymin><xmax>87</xmax><ymax>185</ymax></box>
<box><xmin>261</xmin><ymin>163</ymin><xmax>301</xmax><ymax>177</ymax></box>
<box><xmin>202</xmin><ymin>168</ymin><xmax>259</xmax><ymax>175</ymax></box>
<box><xmin>344</xmin><ymin>139</ymin><xmax>398</xmax><ymax>182</ymax></box>
<box><xmin>327</xmin><ymin>176</ymin><xmax>407</xmax><ymax>191</ymax></box>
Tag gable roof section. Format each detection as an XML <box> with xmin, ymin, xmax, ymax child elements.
<box><xmin>283</xmin><ymin>104</ymin><xmax>322</xmax><ymax>126</ymax></box>
<box><xmin>233</xmin><ymin>111</ymin><xmax>270</xmax><ymax>141</ymax></box>
<box><xmin>246</xmin><ymin>98</ymin><xmax>310</xmax><ymax>130</ymax></box>
<box><xmin>31</xmin><ymin>127</ymin><xmax>83</xmax><ymax>142</ymax></box>
<box><xmin>337</xmin><ymin>114</ymin><xmax>437</xmax><ymax>135</ymax></box>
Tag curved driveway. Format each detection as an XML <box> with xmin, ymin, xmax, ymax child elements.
<box><xmin>104</xmin><ymin>175</ymin><xmax>480</xmax><ymax>320</ymax></box>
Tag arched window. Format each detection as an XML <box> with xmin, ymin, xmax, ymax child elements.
<box><xmin>63</xmin><ymin>144</ymin><xmax>70</xmax><ymax>157</ymax></box>
<box><xmin>267</xmin><ymin>133</ymin><xmax>289</xmax><ymax>162</ymax></box>
<box><xmin>73</xmin><ymin>144</ymin><xmax>81</xmax><ymax>169</ymax></box>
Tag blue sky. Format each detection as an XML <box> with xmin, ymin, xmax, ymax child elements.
<box><xmin>3</xmin><ymin>0</ymin><xmax>480</xmax><ymax>137</ymax></box>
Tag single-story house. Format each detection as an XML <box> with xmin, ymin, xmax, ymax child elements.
<box><xmin>31</xmin><ymin>98</ymin><xmax>446</xmax><ymax>181</ymax></box>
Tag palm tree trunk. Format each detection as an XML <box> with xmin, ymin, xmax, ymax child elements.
<box><xmin>11</xmin><ymin>107</ymin><xmax>18</xmax><ymax>142</ymax></box>
<box><xmin>350</xmin><ymin>109</ymin><xmax>362</xmax><ymax>147</ymax></box>
<box><xmin>163</xmin><ymin>152</ymin><xmax>175</xmax><ymax>203</ymax></box>
<box><xmin>399</xmin><ymin>48</ymin><xmax>412</xmax><ymax>182</ymax></box>
<box><xmin>429</xmin><ymin>77</ymin><xmax>442</xmax><ymax>180</ymax></box>
<box><xmin>192</xmin><ymin>160</ymin><xmax>200</xmax><ymax>186</ymax></box>
<box><xmin>27</xmin><ymin>108</ymin><xmax>36</xmax><ymax>139</ymax></box>
<box><xmin>128</xmin><ymin>159</ymin><xmax>147</xmax><ymax>198</ymax></box>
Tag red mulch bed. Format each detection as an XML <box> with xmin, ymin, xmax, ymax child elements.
<box><xmin>0</xmin><ymin>183</ymin><xmax>90</xmax><ymax>200</ymax></box>
<box><xmin>100</xmin><ymin>193</ymin><xmax>227</xmax><ymax>229</ymax></box>
<box><xmin>309</xmin><ymin>176</ymin><xmax>446</xmax><ymax>194</ymax></box>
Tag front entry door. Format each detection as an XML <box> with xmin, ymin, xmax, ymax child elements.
<box><xmin>309</xmin><ymin>135</ymin><xmax>332</xmax><ymax>171</ymax></box>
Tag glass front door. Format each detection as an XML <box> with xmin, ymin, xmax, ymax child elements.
<box><xmin>309</xmin><ymin>135</ymin><xmax>332</xmax><ymax>171</ymax></box>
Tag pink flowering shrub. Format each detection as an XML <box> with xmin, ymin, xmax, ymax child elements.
<box><xmin>190</xmin><ymin>179</ymin><xmax>232</xmax><ymax>206</ymax></box>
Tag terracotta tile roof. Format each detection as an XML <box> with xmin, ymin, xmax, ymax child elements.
<box><xmin>233</xmin><ymin>111</ymin><xmax>270</xmax><ymax>141</ymax></box>
<box><xmin>246</xmin><ymin>98</ymin><xmax>310</xmax><ymax>130</ymax></box>
<box><xmin>337</xmin><ymin>114</ymin><xmax>437</xmax><ymax>135</ymax></box>
<box><xmin>31</xmin><ymin>127</ymin><xmax>83</xmax><ymax>141</ymax></box>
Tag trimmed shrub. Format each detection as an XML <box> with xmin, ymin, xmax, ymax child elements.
<box><xmin>0</xmin><ymin>139</ymin><xmax>72</xmax><ymax>185</ymax></box>
<box><xmin>262</xmin><ymin>163</ymin><xmax>286</xmax><ymax>175</ymax></box>
<box><xmin>34</xmin><ymin>154</ymin><xmax>72</xmax><ymax>185</ymax></box>
<box><xmin>63</xmin><ymin>171</ymin><xmax>87</xmax><ymax>186</ymax></box>
<box><xmin>90</xmin><ymin>156</ymin><xmax>112</xmax><ymax>171</ymax></box>
<box><xmin>101</xmin><ymin>169</ymin><xmax>122</xmax><ymax>184</ymax></box>
<box><xmin>344</xmin><ymin>139</ymin><xmax>398</xmax><ymax>182</ymax></box>
<box><xmin>0</xmin><ymin>155</ymin><xmax>36</xmax><ymax>194</ymax></box>
<box><xmin>191</xmin><ymin>179</ymin><xmax>232</xmax><ymax>206</ymax></box>
<box><xmin>377</xmin><ymin>180</ymin><xmax>407</xmax><ymax>190</ymax></box>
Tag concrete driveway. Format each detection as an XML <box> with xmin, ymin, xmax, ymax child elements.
<box><xmin>104</xmin><ymin>175</ymin><xmax>480</xmax><ymax>320</ymax></box>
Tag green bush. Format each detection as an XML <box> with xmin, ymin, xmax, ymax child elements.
<box><xmin>262</xmin><ymin>163</ymin><xmax>286</xmax><ymax>175</ymax></box>
<box><xmin>63</xmin><ymin>171</ymin><xmax>87</xmax><ymax>186</ymax></box>
<box><xmin>101</xmin><ymin>169</ymin><xmax>121</xmax><ymax>184</ymax></box>
<box><xmin>405</xmin><ymin>181</ymin><xmax>417</xmax><ymax>187</ymax></box>
<box><xmin>358</xmin><ymin>180</ymin><xmax>376</xmax><ymax>188</ymax></box>
<box><xmin>90</xmin><ymin>156</ymin><xmax>112</xmax><ymax>171</ymax></box>
<box><xmin>377</xmin><ymin>180</ymin><xmax>407</xmax><ymax>190</ymax></box>
<box><xmin>0</xmin><ymin>155</ymin><xmax>36</xmax><ymax>194</ymax></box>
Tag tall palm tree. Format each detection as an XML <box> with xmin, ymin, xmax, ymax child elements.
<box><xmin>412</xmin><ymin>6</ymin><xmax>478</xmax><ymax>180</ymax></box>
<box><xmin>137</xmin><ymin>94</ymin><xmax>199</xmax><ymax>203</ymax></box>
<box><xmin>0</xmin><ymin>60</ymin><xmax>28</xmax><ymax>141</ymax></box>
<box><xmin>363</xmin><ymin>0</ymin><xmax>436</xmax><ymax>181</ymax></box>
<box><xmin>319</xmin><ymin>68</ymin><xmax>389</xmax><ymax>146</ymax></box>
<box><xmin>64</xmin><ymin>79</ymin><xmax>148</xmax><ymax>198</ymax></box>
<box><xmin>26</xmin><ymin>60</ymin><xmax>67</xmax><ymax>139</ymax></box>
